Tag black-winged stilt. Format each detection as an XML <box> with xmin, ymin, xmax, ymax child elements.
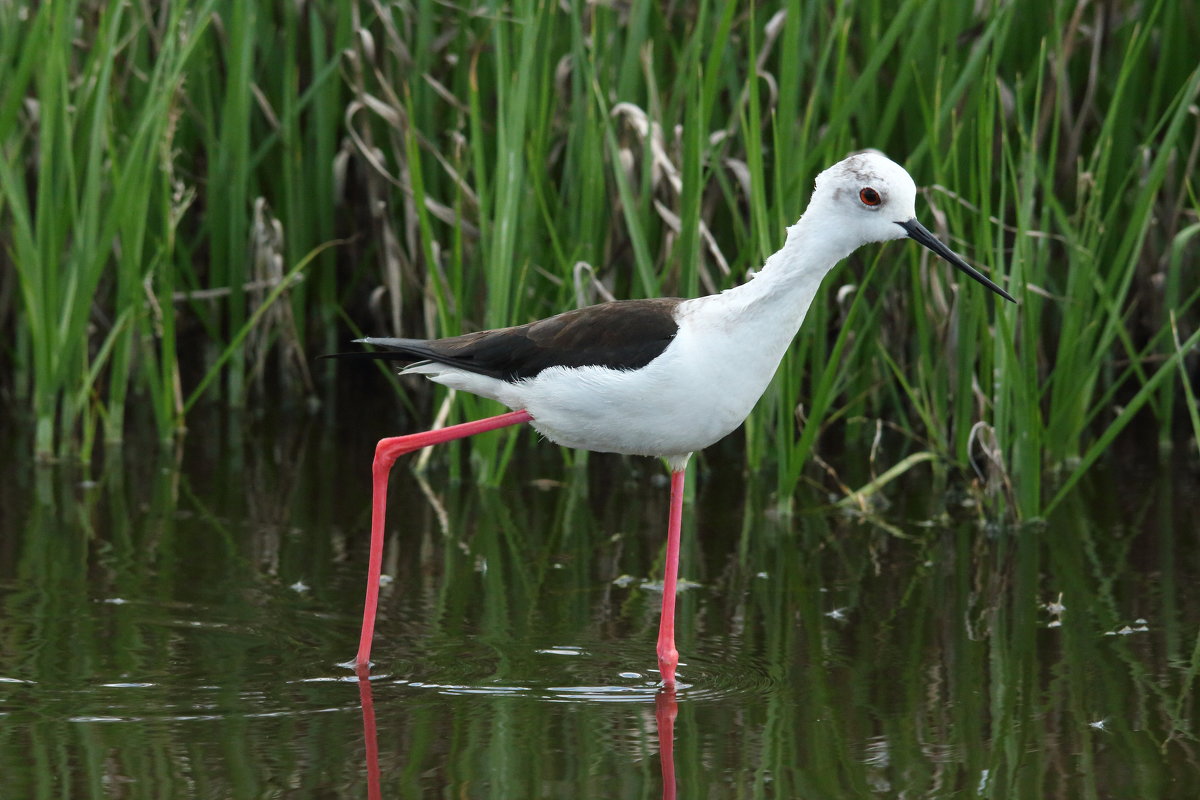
<box><xmin>334</xmin><ymin>151</ymin><xmax>1014</xmax><ymax>685</ymax></box>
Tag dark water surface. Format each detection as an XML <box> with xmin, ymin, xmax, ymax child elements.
<box><xmin>1</xmin><ymin>410</ymin><xmax>1197</xmax><ymax>798</ymax></box>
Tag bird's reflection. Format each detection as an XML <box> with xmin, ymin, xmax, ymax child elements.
<box><xmin>356</xmin><ymin>670</ymin><xmax>679</xmax><ymax>799</ymax></box>
<box><xmin>357</xmin><ymin>667</ymin><xmax>382</xmax><ymax>800</ymax></box>
<box><xmin>656</xmin><ymin>685</ymin><xmax>678</xmax><ymax>799</ymax></box>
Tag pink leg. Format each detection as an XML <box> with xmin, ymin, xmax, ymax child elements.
<box><xmin>355</xmin><ymin>408</ymin><xmax>533</xmax><ymax>671</ymax></box>
<box><xmin>656</xmin><ymin>468</ymin><xmax>686</xmax><ymax>685</ymax></box>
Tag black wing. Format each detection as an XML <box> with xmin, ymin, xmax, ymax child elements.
<box><xmin>328</xmin><ymin>298</ymin><xmax>683</xmax><ymax>382</ymax></box>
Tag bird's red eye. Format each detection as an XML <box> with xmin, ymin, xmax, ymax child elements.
<box><xmin>859</xmin><ymin>187</ymin><xmax>882</xmax><ymax>206</ymax></box>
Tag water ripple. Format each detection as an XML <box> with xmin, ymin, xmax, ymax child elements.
<box><xmin>359</xmin><ymin>634</ymin><xmax>782</xmax><ymax>704</ymax></box>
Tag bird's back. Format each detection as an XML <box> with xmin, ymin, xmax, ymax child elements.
<box><xmin>349</xmin><ymin>297</ymin><xmax>684</xmax><ymax>381</ymax></box>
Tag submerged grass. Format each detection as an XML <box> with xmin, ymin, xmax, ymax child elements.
<box><xmin>1</xmin><ymin>0</ymin><xmax>1197</xmax><ymax>516</ymax></box>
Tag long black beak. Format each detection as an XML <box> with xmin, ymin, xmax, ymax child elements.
<box><xmin>897</xmin><ymin>218</ymin><xmax>1015</xmax><ymax>302</ymax></box>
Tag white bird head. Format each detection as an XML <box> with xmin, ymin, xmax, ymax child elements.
<box><xmin>811</xmin><ymin>151</ymin><xmax>1013</xmax><ymax>301</ymax></box>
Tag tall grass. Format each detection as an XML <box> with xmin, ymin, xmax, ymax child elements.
<box><xmin>1</xmin><ymin>2</ymin><xmax>211</xmax><ymax>458</ymax></box>
<box><xmin>1</xmin><ymin>0</ymin><xmax>1197</xmax><ymax>515</ymax></box>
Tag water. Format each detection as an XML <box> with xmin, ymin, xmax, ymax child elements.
<box><xmin>0</xmin><ymin>411</ymin><xmax>1197</xmax><ymax>798</ymax></box>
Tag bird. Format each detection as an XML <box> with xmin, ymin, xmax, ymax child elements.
<box><xmin>332</xmin><ymin>151</ymin><xmax>1014</xmax><ymax>685</ymax></box>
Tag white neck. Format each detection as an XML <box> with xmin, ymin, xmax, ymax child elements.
<box><xmin>715</xmin><ymin>205</ymin><xmax>859</xmax><ymax>330</ymax></box>
<box><xmin>654</xmin><ymin>204</ymin><xmax>862</xmax><ymax>456</ymax></box>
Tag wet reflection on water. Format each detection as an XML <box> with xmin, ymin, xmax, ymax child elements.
<box><xmin>354</xmin><ymin>674</ymin><xmax>679</xmax><ymax>799</ymax></box>
<box><xmin>0</xmin><ymin>411</ymin><xmax>1197</xmax><ymax>798</ymax></box>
